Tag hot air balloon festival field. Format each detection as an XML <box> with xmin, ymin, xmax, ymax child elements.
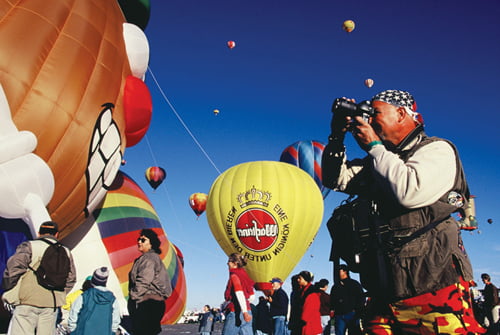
<box><xmin>0</xmin><ymin>0</ymin><xmax>499</xmax><ymax>320</ymax></box>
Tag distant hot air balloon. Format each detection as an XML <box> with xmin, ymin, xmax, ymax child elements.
<box><xmin>227</xmin><ymin>40</ymin><xmax>236</xmax><ymax>49</ymax></box>
<box><xmin>189</xmin><ymin>193</ymin><xmax>208</xmax><ymax>217</ymax></box>
<box><xmin>206</xmin><ymin>161</ymin><xmax>324</xmax><ymax>291</ymax></box>
<box><xmin>342</xmin><ymin>20</ymin><xmax>355</xmax><ymax>33</ymax></box>
<box><xmin>145</xmin><ymin>166</ymin><xmax>166</xmax><ymax>190</ymax></box>
<box><xmin>487</xmin><ymin>218</ymin><xmax>493</xmax><ymax>224</ymax></box>
<box><xmin>280</xmin><ymin>140</ymin><xmax>331</xmax><ymax>199</ymax></box>
<box><xmin>213</xmin><ymin>109</ymin><xmax>220</xmax><ymax>116</ymax></box>
<box><xmin>364</xmin><ymin>78</ymin><xmax>374</xmax><ymax>88</ymax></box>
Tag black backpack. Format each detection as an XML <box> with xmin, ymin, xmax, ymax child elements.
<box><xmin>29</xmin><ymin>238</ymin><xmax>70</xmax><ymax>291</ymax></box>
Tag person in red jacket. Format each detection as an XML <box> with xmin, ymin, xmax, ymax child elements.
<box><xmin>298</xmin><ymin>271</ymin><xmax>322</xmax><ymax>335</ymax></box>
<box><xmin>221</xmin><ymin>253</ymin><xmax>255</xmax><ymax>335</ymax></box>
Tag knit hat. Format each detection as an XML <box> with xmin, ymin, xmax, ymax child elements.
<box><xmin>372</xmin><ymin>89</ymin><xmax>423</xmax><ymax>124</ymax></box>
<box><xmin>298</xmin><ymin>270</ymin><xmax>313</xmax><ymax>283</ymax></box>
<box><xmin>270</xmin><ymin>277</ymin><xmax>283</xmax><ymax>284</ymax></box>
<box><xmin>91</xmin><ymin>267</ymin><xmax>109</xmax><ymax>287</ymax></box>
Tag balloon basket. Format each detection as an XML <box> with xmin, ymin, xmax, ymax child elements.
<box><xmin>254</xmin><ymin>282</ymin><xmax>273</xmax><ymax>292</ymax></box>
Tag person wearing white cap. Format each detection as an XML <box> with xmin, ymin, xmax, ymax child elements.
<box><xmin>67</xmin><ymin>266</ymin><xmax>120</xmax><ymax>334</ymax></box>
<box><xmin>322</xmin><ymin>90</ymin><xmax>484</xmax><ymax>333</ymax></box>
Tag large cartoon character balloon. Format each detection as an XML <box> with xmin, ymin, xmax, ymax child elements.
<box><xmin>206</xmin><ymin>161</ymin><xmax>324</xmax><ymax>291</ymax></box>
<box><xmin>0</xmin><ymin>0</ymin><xmax>152</xmax><ymax>237</ymax></box>
<box><xmin>64</xmin><ymin>171</ymin><xmax>187</xmax><ymax>324</ymax></box>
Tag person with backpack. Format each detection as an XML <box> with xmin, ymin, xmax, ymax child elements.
<box><xmin>68</xmin><ymin>267</ymin><xmax>121</xmax><ymax>334</ymax></box>
<box><xmin>1</xmin><ymin>221</ymin><xmax>76</xmax><ymax>334</ymax></box>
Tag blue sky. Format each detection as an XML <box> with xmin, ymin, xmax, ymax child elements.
<box><xmin>121</xmin><ymin>0</ymin><xmax>500</xmax><ymax>310</ymax></box>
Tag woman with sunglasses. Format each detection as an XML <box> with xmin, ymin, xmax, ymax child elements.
<box><xmin>128</xmin><ymin>229</ymin><xmax>172</xmax><ymax>335</ymax></box>
<box><xmin>221</xmin><ymin>253</ymin><xmax>255</xmax><ymax>335</ymax></box>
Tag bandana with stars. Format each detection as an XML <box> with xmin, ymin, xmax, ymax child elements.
<box><xmin>371</xmin><ymin>89</ymin><xmax>423</xmax><ymax>124</ymax></box>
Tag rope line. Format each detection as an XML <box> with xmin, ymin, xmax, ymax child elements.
<box><xmin>147</xmin><ymin>67</ymin><xmax>222</xmax><ymax>175</ymax></box>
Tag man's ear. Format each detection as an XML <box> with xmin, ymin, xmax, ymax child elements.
<box><xmin>397</xmin><ymin>107</ymin><xmax>407</xmax><ymax>122</ymax></box>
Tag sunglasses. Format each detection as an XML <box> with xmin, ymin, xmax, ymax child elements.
<box><xmin>137</xmin><ymin>237</ymin><xmax>148</xmax><ymax>243</ymax></box>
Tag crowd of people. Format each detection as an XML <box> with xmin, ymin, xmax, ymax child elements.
<box><xmin>217</xmin><ymin>257</ymin><xmax>498</xmax><ymax>335</ymax></box>
<box><xmin>218</xmin><ymin>251</ymin><xmax>365</xmax><ymax>335</ymax></box>
<box><xmin>1</xmin><ymin>224</ymin><xmax>171</xmax><ymax>334</ymax></box>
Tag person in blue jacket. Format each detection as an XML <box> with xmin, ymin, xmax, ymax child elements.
<box><xmin>68</xmin><ymin>267</ymin><xmax>120</xmax><ymax>334</ymax></box>
<box><xmin>198</xmin><ymin>305</ymin><xmax>214</xmax><ymax>335</ymax></box>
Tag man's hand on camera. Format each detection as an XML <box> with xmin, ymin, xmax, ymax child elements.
<box><xmin>350</xmin><ymin>116</ymin><xmax>381</xmax><ymax>149</ymax></box>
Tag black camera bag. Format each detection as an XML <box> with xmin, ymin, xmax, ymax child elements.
<box><xmin>327</xmin><ymin>197</ymin><xmax>394</xmax><ymax>298</ymax></box>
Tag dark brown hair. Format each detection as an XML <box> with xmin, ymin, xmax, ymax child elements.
<box><xmin>140</xmin><ymin>228</ymin><xmax>162</xmax><ymax>254</ymax></box>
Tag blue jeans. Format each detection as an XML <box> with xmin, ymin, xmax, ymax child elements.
<box><xmin>334</xmin><ymin>311</ymin><xmax>360</xmax><ymax>335</ymax></box>
<box><xmin>273</xmin><ymin>315</ymin><xmax>287</xmax><ymax>335</ymax></box>
<box><xmin>222</xmin><ymin>311</ymin><xmax>253</xmax><ymax>335</ymax></box>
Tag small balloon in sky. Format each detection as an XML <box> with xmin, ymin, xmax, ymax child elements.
<box><xmin>189</xmin><ymin>193</ymin><xmax>208</xmax><ymax>217</ymax></box>
<box><xmin>227</xmin><ymin>40</ymin><xmax>236</xmax><ymax>49</ymax></box>
<box><xmin>342</xmin><ymin>20</ymin><xmax>355</xmax><ymax>33</ymax></box>
<box><xmin>364</xmin><ymin>78</ymin><xmax>374</xmax><ymax>88</ymax></box>
<box><xmin>487</xmin><ymin>218</ymin><xmax>493</xmax><ymax>224</ymax></box>
<box><xmin>213</xmin><ymin>109</ymin><xmax>220</xmax><ymax>116</ymax></box>
<box><xmin>145</xmin><ymin>166</ymin><xmax>166</xmax><ymax>190</ymax></box>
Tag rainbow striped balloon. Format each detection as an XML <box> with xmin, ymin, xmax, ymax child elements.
<box><xmin>93</xmin><ymin>171</ymin><xmax>186</xmax><ymax>324</ymax></box>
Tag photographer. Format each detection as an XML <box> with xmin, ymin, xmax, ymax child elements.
<box><xmin>322</xmin><ymin>90</ymin><xmax>484</xmax><ymax>334</ymax></box>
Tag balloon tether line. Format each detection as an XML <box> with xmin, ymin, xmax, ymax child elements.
<box><xmin>147</xmin><ymin>67</ymin><xmax>222</xmax><ymax>175</ymax></box>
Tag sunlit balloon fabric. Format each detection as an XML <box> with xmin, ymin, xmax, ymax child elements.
<box><xmin>280</xmin><ymin>140</ymin><xmax>331</xmax><ymax>199</ymax></box>
<box><xmin>342</xmin><ymin>19</ymin><xmax>355</xmax><ymax>32</ymax></box>
<box><xmin>206</xmin><ymin>161</ymin><xmax>324</xmax><ymax>291</ymax></box>
<box><xmin>0</xmin><ymin>0</ymin><xmax>152</xmax><ymax>237</ymax></box>
<box><xmin>87</xmin><ymin>171</ymin><xmax>186</xmax><ymax>324</ymax></box>
<box><xmin>145</xmin><ymin>166</ymin><xmax>166</xmax><ymax>190</ymax></box>
<box><xmin>189</xmin><ymin>193</ymin><xmax>208</xmax><ymax>217</ymax></box>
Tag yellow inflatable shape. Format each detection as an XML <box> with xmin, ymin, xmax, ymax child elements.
<box><xmin>342</xmin><ymin>20</ymin><xmax>355</xmax><ymax>33</ymax></box>
<box><xmin>206</xmin><ymin>161</ymin><xmax>324</xmax><ymax>291</ymax></box>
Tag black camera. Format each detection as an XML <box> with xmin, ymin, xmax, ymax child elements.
<box><xmin>331</xmin><ymin>98</ymin><xmax>374</xmax><ymax>123</ymax></box>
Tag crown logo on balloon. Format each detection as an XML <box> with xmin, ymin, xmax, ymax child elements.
<box><xmin>237</xmin><ymin>186</ymin><xmax>272</xmax><ymax>208</ymax></box>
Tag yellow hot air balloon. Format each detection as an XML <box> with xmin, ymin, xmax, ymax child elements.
<box><xmin>342</xmin><ymin>20</ymin><xmax>355</xmax><ymax>33</ymax></box>
<box><xmin>206</xmin><ymin>161</ymin><xmax>324</xmax><ymax>291</ymax></box>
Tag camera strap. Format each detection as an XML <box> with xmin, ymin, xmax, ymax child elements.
<box><xmin>389</xmin><ymin>216</ymin><xmax>449</xmax><ymax>250</ymax></box>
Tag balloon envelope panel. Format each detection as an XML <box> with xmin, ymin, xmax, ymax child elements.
<box><xmin>206</xmin><ymin>161</ymin><xmax>324</xmax><ymax>291</ymax></box>
<box><xmin>280</xmin><ymin>140</ymin><xmax>331</xmax><ymax>199</ymax></box>
<box><xmin>0</xmin><ymin>0</ymin><xmax>131</xmax><ymax>236</ymax></box>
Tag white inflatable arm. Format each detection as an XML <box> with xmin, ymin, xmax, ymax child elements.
<box><xmin>0</xmin><ymin>83</ymin><xmax>54</xmax><ymax>236</ymax></box>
